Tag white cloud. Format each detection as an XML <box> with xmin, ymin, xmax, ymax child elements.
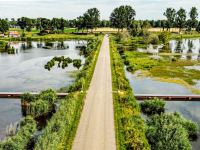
<box><xmin>0</xmin><ymin>0</ymin><xmax>200</xmax><ymax>20</ymax></box>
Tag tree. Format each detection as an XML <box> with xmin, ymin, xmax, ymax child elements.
<box><xmin>50</xmin><ymin>18</ymin><xmax>58</xmax><ymax>31</ymax></box>
<box><xmin>75</xmin><ymin>16</ymin><xmax>85</xmax><ymax>33</ymax></box>
<box><xmin>141</xmin><ymin>29</ymin><xmax>150</xmax><ymax>44</ymax></box>
<box><xmin>176</xmin><ymin>8</ymin><xmax>187</xmax><ymax>33</ymax></box>
<box><xmin>26</xmin><ymin>19</ymin><xmax>35</xmax><ymax>33</ymax></box>
<box><xmin>17</xmin><ymin>17</ymin><xmax>28</xmax><ymax>33</ymax></box>
<box><xmin>158</xmin><ymin>31</ymin><xmax>171</xmax><ymax>45</ymax></box>
<box><xmin>57</xmin><ymin>18</ymin><xmax>69</xmax><ymax>33</ymax></box>
<box><xmin>86</xmin><ymin>8</ymin><xmax>100</xmax><ymax>31</ymax></box>
<box><xmin>41</xmin><ymin>18</ymin><xmax>51</xmax><ymax>30</ymax></box>
<box><xmin>155</xmin><ymin>20</ymin><xmax>161</xmax><ymax>27</ymax></box>
<box><xmin>102</xmin><ymin>20</ymin><xmax>107</xmax><ymax>27</ymax></box>
<box><xmin>11</xmin><ymin>18</ymin><xmax>17</xmax><ymax>28</ymax></box>
<box><xmin>196</xmin><ymin>22</ymin><xmax>200</xmax><ymax>33</ymax></box>
<box><xmin>161</xmin><ymin>20</ymin><xmax>166</xmax><ymax>31</ymax></box>
<box><xmin>124</xmin><ymin>5</ymin><xmax>136</xmax><ymax>29</ymax></box>
<box><xmin>150</xmin><ymin>20</ymin><xmax>155</xmax><ymax>27</ymax></box>
<box><xmin>110</xmin><ymin>5</ymin><xmax>135</xmax><ymax>31</ymax></box>
<box><xmin>0</xmin><ymin>19</ymin><xmax>9</xmax><ymax>34</ymax></box>
<box><xmin>36</xmin><ymin>18</ymin><xmax>42</xmax><ymax>33</ymax></box>
<box><xmin>188</xmin><ymin>7</ymin><xmax>198</xmax><ymax>31</ymax></box>
<box><xmin>129</xmin><ymin>20</ymin><xmax>140</xmax><ymax>36</ymax></box>
<box><xmin>143</xmin><ymin>20</ymin><xmax>151</xmax><ymax>29</ymax></box>
<box><xmin>163</xmin><ymin>8</ymin><xmax>176</xmax><ymax>31</ymax></box>
<box><xmin>83</xmin><ymin>13</ymin><xmax>93</xmax><ymax>33</ymax></box>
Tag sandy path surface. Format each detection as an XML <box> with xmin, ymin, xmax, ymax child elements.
<box><xmin>72</xmin><ymin>36</ymin><xmax>116</xmax><ymax>150</ymax></box>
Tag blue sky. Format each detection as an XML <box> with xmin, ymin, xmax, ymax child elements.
<box><xmin>0</xmin><ymin>0</ymin><xmax>200</xmax><ymax>21</ymax></box>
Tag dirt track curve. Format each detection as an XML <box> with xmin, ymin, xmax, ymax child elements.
<box><xmin>72</xmin><ymin>35</ymin><xmax>116</xmax><ymax>150</ymax></box>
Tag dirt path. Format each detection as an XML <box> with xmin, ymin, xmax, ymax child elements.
<box><xmin>72</xmin><ymin>35</ymin><xmax>116</xmax><ymax>150</ymax></box>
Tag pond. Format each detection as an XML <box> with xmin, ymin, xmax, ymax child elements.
<box><xmin>121</xmin><ymin>38</ymin><xmax>200</xmax><ymax>95</ymax></box>
<box><xmin>120</xmin><ymin>38</ymin><xmax>200</xmax><ymax>149</ymax></box>
<box><xmin>138</xmin><ymin>100</ymin><xmax>200</xmax><ymax>150</ymax></box>
<box><xmin>0</xmin><ymin>40</ymin><xmax>87</xmax><ymax>142</ymax></box>
<box><xmin>0</xmin><ymin>40</ymin><xmax>87</xmax><ymax>92</ymax></box>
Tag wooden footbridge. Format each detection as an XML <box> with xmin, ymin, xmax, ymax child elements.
<box><xmin>0</xmin><ymin>92</ymin><xmax>68</xmax><ymax>98</ymax></box>
<box><xmin>0</xmin><ymin>92</ymin><xmax>200</xmax><ymax>101</ymax></box>
<box><xmin>135</xmin><ymin>94</ymin><xmax>200</xmax><ymax>101</ymax></box>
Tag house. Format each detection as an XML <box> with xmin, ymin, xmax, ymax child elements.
<box><xmin>44</xmin><ymin>30</ymin><xmax>50</xmax><ymax>34</ymax></box>
<box><xmin>8</xmin><ymin>31</ymin><xmax>19</xmax><ymax>37</ymax></box>
<box><xmin>0</xmin><ymin>34</ymin><xmax>4</xmax><ymax>37</ymax></box>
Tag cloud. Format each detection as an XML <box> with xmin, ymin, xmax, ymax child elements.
<box><xmin>0</xmin><ymin>0</ymin><xmax>200</xmax><ymax>20</ymax></box>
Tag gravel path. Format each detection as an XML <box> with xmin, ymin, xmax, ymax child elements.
<box><xmin>72</xmin><ymin>35</ymin><xmax>116</xmax><ymax>150</ymax></box>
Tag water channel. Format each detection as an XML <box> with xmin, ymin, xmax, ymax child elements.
<box><xmin>0</xmin><ymin>40</ymin><xmax>87</xmax><ymax>141</ymax></box>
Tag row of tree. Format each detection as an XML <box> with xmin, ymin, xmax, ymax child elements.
<box><xmin>1</xmin><ymin>6</ymin><xmax>200</xmax><ymax>34</ymax></box>
<box><xmin>163</xmin><ymin>7</ymin><xmax>198</xmax><ymax>32</ymax></box>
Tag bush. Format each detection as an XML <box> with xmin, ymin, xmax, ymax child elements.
<box><xmin>149</xmin><ymin>34</ymin><xmax>159</xmax><ymax>44</ymax></box>
<box><xmin>95</xmin><ymin>33</ymin><xmax>99</xmax><ymax>36</ymax></box>
<box><xmin>145</xmin><ymin>112</ymin><xmax>198</xmax><ymax>150</ymax></box>
<box><xmin>140</xmin><ymin>98</ymin><xmax>166</xmax><ymax>115</ymax></box>
<box><xmin>21</xmin><ymin>93</ymin><xmax>37</xmax><ymax>103</ymax></box>
<box><xmin>171</xmin><ymin>57</ymin><xmax>177</xmax><ymax>61</ymax></box>
<box><xmin>0</xmin><ymin>116</ymin><xmax>36</xmax><ymax>150</ymax></box>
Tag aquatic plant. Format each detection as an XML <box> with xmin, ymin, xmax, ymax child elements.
<box><xmin>139</xmin><ymin>98</ymin><xmax>166</xmax><ymax>115</ymax></box>
<box><xmin>145</xmin><ymin>112</ymin><xmax>198</xmax><ymax>150</ymax></box>
<box><xmin>0</xmin><ymin>116</ymin><xmax>36</xmax><ymax>150</ymax></box>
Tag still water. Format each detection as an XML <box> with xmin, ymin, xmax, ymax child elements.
<box><xmin>0</xmin><ymin>40</ymin><xmax>87</xmax><ymax>141</ymax></box>
<box><xmin>0</xmin><ymin>40</ymin><xmax>87</xmax><ymax>92</ymax></box>
<box><xmin>123</xmin><ymin>39</ymin><xmax>200</xmax><ymax>149</ymax></box>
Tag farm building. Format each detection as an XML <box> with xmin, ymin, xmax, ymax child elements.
<box><xmin>8</xmin><ymin>31</ymin><xmax>19</xmax><ymax>37</ymax></box>
<box><xmin>0</xmin><ymin>34</ymin><xmax>4</xmax><ymax>37</ymax></box>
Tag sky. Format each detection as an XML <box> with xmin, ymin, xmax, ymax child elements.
<box><xmin>0</xmin><ymin>0</ymin><xmax>200</xmax><ymax>21</ymax></box>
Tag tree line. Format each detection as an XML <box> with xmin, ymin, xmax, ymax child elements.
<box><xmin>109</xmin><ymin>6</ymin><xmax>200</xmax><ymax>33</ymax></box>
<box><xmin>0</xmin><ymin>6</ymin><xmax>200</xmax><ymax>34</ymax></box>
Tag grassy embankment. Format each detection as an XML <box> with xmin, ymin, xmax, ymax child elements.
<box><xmin>110</xmin><ymin>37</ymin><xmax>150</xmax><ymax>150</ymax></box>
<box><xmin>33</xmin><ymin>36</ymin><xmax>103</xmax><ymax>150</ymax></box>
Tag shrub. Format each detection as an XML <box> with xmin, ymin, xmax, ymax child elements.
<box><xmin>95</xmin><ymin>33</ymin><xmax>99</xmax><ymax>36</ymax></box>
<box><xmin>171</xmin><ymin>57</ymin><xmax>177</xmax><ymax>61</ymax></box>
<box><xmin>140</xmin><ymin>98</ymin><xmax>166</xmax><ymax>115</ymax></box>
<box><xmin>0</xmin><ymin>116</ymin><xmax>36</xmax><ymax>150</ymax></box>
<box><xmin>145</xmin><ymin>112</ymin><xmax>198</xmax><ymax>150</ymax></box>
<box><xmin>21</xmin><ymin>93</ymin><xmax>37</xmax><ymax>103</ymax></box>
<box><xmin>149</xmin><ymin>34</ymin><xmax>159</xmax><ymax>44</ymax></box>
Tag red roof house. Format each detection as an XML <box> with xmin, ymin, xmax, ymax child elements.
<box><xmin>0</xmin><ymin>34</ymin><xmax>4</xmax><ymax>37</ymax></box>
<box><xmin>8</xmin><ymin>31</ymin><xmax>19</xmax><ymax>37</ymax></box>
<box><xmin>45</xmin><ymin>30</ymin><xmax>50</xmax><ymax>34</ymax></box>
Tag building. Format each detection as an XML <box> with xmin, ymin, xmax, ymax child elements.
<box><xmin>8</xmin><ymin>31</ymin><xmax>19</xmax><ymax>37</ymax></box>
<box><xmin>0</xmin><ymin>34</ymin><xmax>4</xmax><ymax>37</ymax></box>
<box><xmin>45</xmin><ymin>30</ymin><xmax>50</xmax><ymax>34</ymax></box>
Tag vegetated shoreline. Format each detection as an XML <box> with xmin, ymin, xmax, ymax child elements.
<box><xmin>0</xmin><ymin>35</ymin><xmax>103</xmax><ymax>150</ymax></box>
<box><xmin>34</xmin><ymin>36</ymin><xmax>103</xmax><ymax>150</ymax></box>
<box><xmin>110</xmin><ymin>37</ymin><xmax>150</xmax><ymax>150</ymax></box>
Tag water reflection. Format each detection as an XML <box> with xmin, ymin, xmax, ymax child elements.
<box><xmin>0</xmin><ymin>40</ymin><xmax>87</xmax><ymax>92</ymax></box>
<box><xmin>0</xmin><ymin>98</ymin><xmax>61</xmax><ymax>142</ymax></box>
